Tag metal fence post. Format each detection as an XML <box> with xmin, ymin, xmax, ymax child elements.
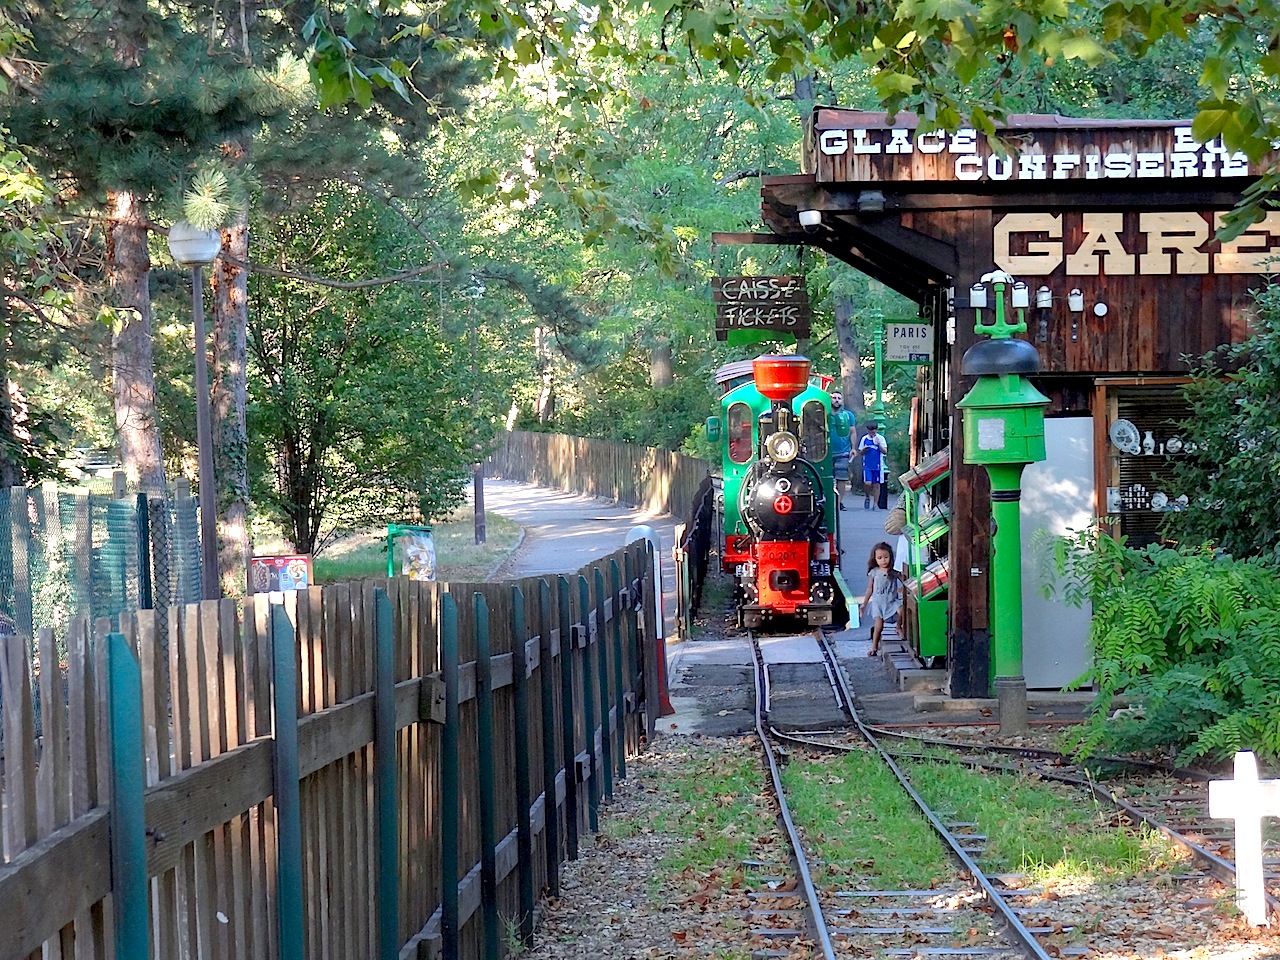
<box><xmin>538</xmin><ymin>579</ymin><xmax>562</xmax><ymax>892</ymax></box>
<box><xmin>556</xmin><ymin>576</ymin><xmax>579</xmax><ymax>859</ymax></box>
<box><xmin>107</xmin><ymin>631</ymin><xmax>150</xmax><ymax>960</ymax></box>
<box><xmin>270</xmin><ymin>605</ymin><xmax>305</xmax><ymax>960</ymax></box>
<box><xmin>609</xmin><ymin>559</ymin><xmax>627</xmax><ymax>781</ymax></box>
<box><xmin>510</xmin><ymin>585</ymin><xmax>536</xmax><ymax>943</ymax></box>
<box><xmin>474</xmin><ymin>593</ymin><xmax>500</xmax><ymax>960</ymax></box>
<box><xmin>374</xmin><ymin>588</ymin><xmax>399</xmax><ymax>960</ymax></box>
<box><xmin>135</xmin><ymin>493</ymin><xmax>153</xmax><ymax>611</ymax></box>
<box><xmin>577</xmin><ymin>574</ymin><xmax>599</xmax><ymax>832</ymax></box>
<box><xmin>592</xmin><ymin>568</ymin><xmax>614</xmax><ymax>800</ymax></box>
<box><xmin>441</xmin><ymin>592</ymin><xmax>461</xmax><ymax>959</ymax></box>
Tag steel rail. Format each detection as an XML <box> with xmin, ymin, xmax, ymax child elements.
<box><xmin>862</xmin><ymin>724</ymin><xmax>1215</xmax><ymax>781</ymax></box>
<box><xmin>813</xmin><ymin>631</ymin><xmax>1056</xmax><ymax>960</ymax></box>
<box><xmin>747</xmin><ymin>631</ymin><xmax>838</xmax><ymax>960</ymax></box>
<box><xmin>789</xmin><ymin>716</ymin><xmax>1280</xmax><ymax>926</ymax></box>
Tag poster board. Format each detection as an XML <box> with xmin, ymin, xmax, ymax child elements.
<box><xmin>251</xmin><ymin>555</ymin><xmax>313</xmax><ymax>593</ymax></box>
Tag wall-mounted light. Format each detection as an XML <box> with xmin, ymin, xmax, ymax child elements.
<box><xmin>857</xmin><ymin>190</ymin><xmax>886</xmax><ymax>213</ymax></box>
<box><xmin>969</xmin><ymin>269</ymin><xmax>1027</xmax><ymax>339</ymax></box>
<box><xmin>1093</xmin><ymin>302</ymin><xmax>1109</xmax><ymax>317</ymax></box>
<box><xmin>1034</xmin><ymin>285</ymin><xmax>1052</xmax><ymax>343</ymax></box>
<box><xmin>1068</xmin><ymin>287</ymin><xmax>1083</xmax><ymax>342</ymax></box>
<box><xmin>798</xmin><ymin>209</ymin><xmax>822</xmax><ymax>232</ymax></box>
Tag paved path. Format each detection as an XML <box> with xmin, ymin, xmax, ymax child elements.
<box><xmin>482</xmin><ymin>478</ymin><xmax>682</xmax><ymax>636</ymax></box>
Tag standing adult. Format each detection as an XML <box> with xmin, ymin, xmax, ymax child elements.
<box><xmin>857</xmin><ymin>421</ymin><xmax>888</xmax><ymax>509</ymax></box>
<box><xmin>828</xmin><ymin>391</ymin><xmax>854</xmax><ymax>510</ymax></box>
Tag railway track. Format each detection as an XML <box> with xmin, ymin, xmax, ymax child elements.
<box><xmin>745</xmin><ymin>627</ymin><xmax>1277</xmax><ymax>959</ymax></box>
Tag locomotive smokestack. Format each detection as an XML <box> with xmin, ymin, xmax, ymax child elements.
<box><xmin>752</xmin><ymin>355</ymin><xmax>811</xmax><ymax>402</ymax></box>
<box><xmin>753</xmin><ymin>355</ymin><xmax>811</xmax><ymax>433</ymax></box>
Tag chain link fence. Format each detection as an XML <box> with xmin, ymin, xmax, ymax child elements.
<box><xmin>0</xmin><ymin>477</ymin><xmax>204</xmax><ymax>737</ymax></box>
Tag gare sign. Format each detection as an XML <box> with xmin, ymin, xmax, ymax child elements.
<box><xmin>994</xmin><ymin>211</ymin><xmax>1280</xmax><ymax>277</ymax></box>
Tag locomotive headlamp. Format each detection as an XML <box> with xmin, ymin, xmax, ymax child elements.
<box><xmin>765</xmin><ymin>431</ymin><xmax>799</xmax><ymax>463</ymax></box>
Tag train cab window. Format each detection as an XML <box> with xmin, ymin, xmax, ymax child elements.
<box><xmin>727</xmin><ymin>402</ymin><xmax>754</xmax><ymax>464</ymax></box>
<box><xmin>799</xmin><ymin>400</ymin><xmax>827</xmax><ymax>461</ymax></box>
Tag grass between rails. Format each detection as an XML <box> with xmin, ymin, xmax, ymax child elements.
<box><xmin>784</xmin><ymin>745</ymin><xmax>1185</xmax><ymax>890</ymax></box>
<box><xmin>312</xmin><ymin>507</ymin><xmax>522</xmax><ymax>583</ymax></box>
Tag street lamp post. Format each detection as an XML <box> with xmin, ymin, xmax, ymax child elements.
<box><xmin>168</xmin><ymin>222</ymin><xmax>223</xmax><ymax>601</ymax></box>
<box><xmin>466</xmin><ymin>278</ymin><xmax>487</xmax><ymax>545</ymax></box>
<box><xmin>955</xmin><ymin>270</ymin><xmax>1048</xmax><ymax>734</ymax></box>
<box><xmin>870</xmin><ymin>312</ymin><xmax>886</xmax><ymax>426</ymax></box>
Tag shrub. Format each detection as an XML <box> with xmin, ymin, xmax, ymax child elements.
<box><xmin>1051</xmin><ymin>525</ymin><xmax>1280</xmax><ymax>766</ymax></box>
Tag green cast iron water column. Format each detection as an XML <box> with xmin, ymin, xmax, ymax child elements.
<box><xmin>955</xmin><ymin>271</ymin><xmax>1048</xmax><ymax>735</ymax></box>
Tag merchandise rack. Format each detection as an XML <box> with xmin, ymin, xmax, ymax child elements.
<box><xmin>899</xmin><ymin>447</ymin><xmax>950</xmax><ymax>665</ymax></box>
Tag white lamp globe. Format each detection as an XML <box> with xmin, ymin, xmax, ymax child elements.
<box><xmin>167</xmin><ymin>222</ymin><xmax>222</xmax><ymax>266</ymax></box>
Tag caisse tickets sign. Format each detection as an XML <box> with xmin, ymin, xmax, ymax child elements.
<box><xmin>713</xmin><ymin>276</ymin><xmax>812</xmax><ymax>342</ymax></box>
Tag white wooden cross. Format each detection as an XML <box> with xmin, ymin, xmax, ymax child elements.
<box><xmin>1208</xmin><ymin>751</ymin><xmax>1280</xmax><ymax>926</ymax></box>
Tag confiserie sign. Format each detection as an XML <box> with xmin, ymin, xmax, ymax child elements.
<box><xmin>713</xmin><ymin>276</ymin><xmax>812</xmax><ymax>341</ymax></box>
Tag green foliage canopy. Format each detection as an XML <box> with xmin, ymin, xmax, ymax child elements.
<box><xmin>1165</xmin><ymin>285</ymin><xmax>1280</xmax><ymax>563</ymax></box>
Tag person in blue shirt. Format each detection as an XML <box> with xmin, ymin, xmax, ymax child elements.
<box><xmin>828</xmin><ymin>392</ymin><xmax>854</xmax><ymax>510</ymax></box>
<box><xmin>857</xmin><ymin>422</ymin><xmax>888</xmax><ymax>509</ymax></box>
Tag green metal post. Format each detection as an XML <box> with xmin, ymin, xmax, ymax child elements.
<box><xmin>609</xmin><ymin>560</ymin><xmax>627</xmax><ymax>781</ymax></box>
<box><xmin>107</xmin><ymin>631</ymin><xmax>150</xmax><ymax>960</ymax></box>
<box><xmin>270</xmin><ymin>605</ymin><xmax>305</xmax><ymax>960</ymax></box>
<box><xmin>987</xmin><ymin>464</ymin><xmax>1027</xmax><ymax>680</ymax></box>
<box><xmin>872</xmin><ymin>314</ymin><xmax>886</xmax><ymax>424</ymax></box>
<box><xmin>577</xmin><ymin>575</ymin><xmax>600</xmax><ymax>832</ymax></box>
<box><xmin>592</xmin><ymin>568</ymin><xmax>614</xmax><ymax>800</ymax></box>
<box><xmin>510</xmin><ymin>585</ymin><xmax>536</xmax><ymax>944</ymax></box>
<box><xmin>957</xmin><ymin>269</ymin><xmax>1045</xmax><ymax>735</ymax></box>
<box><xmin>538</xmin><ymin>579</ymin><xmax>563</xmax><ymax>890</ymax></box>
<box><xmin>556</xmin><ymin>576</ymin><xmax>580</xmax><ymax>859</ymax></box>
<box><xmin>441</xmin><ymin>593</ymin><xmax>461</xmax><ymax>958</ymax></box>
<box><xmin>373</xmin><ymin>588</ymin><xmax>399</xmax><ymax>960</ymax></box>
<box><xmin>474</xmin><ymin>594</ymin><xmax>500</xmax><ymax>960</ymax></box>
<box><xmin>135</xmin><ymin>493</ymin><xmax>153</xmax><ymax>611</ymax></box>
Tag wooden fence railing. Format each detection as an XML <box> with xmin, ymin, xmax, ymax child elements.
<box><xmin>0</xmin><ymin>539</ymin><xmax>658</xmax><ymax>960</ymax></box>
<box><xmin>486</xmin><ymin>431</ymin><xmax>710</xmax><ymax>520</ymax></box>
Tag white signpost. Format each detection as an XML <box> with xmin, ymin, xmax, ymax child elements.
<box><xmin>885</xmin><ymin>323</ymin><xmax>933</xmax><ymax>363</ymax></box>
<box><xmin>1208</xmin><ymin>751</ymin><xmax>1280</xmax><ymax>926</ymax></box>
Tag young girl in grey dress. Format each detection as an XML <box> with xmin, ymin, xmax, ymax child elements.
<box><xmin>860</xmin><ymin>541</ymin><xmax>902</xmax><ymax>656</ymax></box>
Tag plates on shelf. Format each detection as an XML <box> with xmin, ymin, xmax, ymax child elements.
<box><xmin>1109</xmin><ymin>419</ymin><xmax>1142</xmax><ymax>455</ymax></box>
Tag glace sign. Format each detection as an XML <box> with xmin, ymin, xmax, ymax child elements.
<box><xmin>713</xmin><ymin>276</ymin><xmax>812</xmax><ymax>341</ymax></box>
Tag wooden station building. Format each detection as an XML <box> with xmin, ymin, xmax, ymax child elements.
<box><xmin>760</xmin><ymin>108</ymin><xmax>1278</xmax><ymax>698</ymax></box>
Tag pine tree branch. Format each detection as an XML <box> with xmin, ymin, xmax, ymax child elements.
<box><xmin>715</xmin><ymin>168</ymin><xmax>767</xmax><ymax>188</ymax></box>
<box><xmin>0</xmin><ymin>56</ymin><xmax>41</xmax><ymax>95</ymax></box>
<box><xmin>223</xmin><ymin>256</ymin><xmax>449</xmax><ymax>289</ymax></box>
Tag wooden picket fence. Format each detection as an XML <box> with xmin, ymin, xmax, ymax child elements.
<box><xmin>0</xmin><ymin>539</ymin><xmax>658</xmax><ymax>960</ymax></box>
<box><xmin>487</xmin><ymin>430</ymin><xmax>709</xmax><ymax>520</ymax></box>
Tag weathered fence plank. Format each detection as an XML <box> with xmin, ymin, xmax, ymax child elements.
<box><xmin>2</xmin><ymin>537</ymin><xmax>657</xmax><ymax>960</ymax></box>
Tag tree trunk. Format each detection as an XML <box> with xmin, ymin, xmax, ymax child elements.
<box><xmin>834</xmin><ymin>295</ymin><xmax>868</xmax><ymax>424</ymax></box>
<box><xmin>212</xmin><ymin>208</ymin><xmax>252</xmax><ymax>595</ymax></box>
<box><xmin>0</xmin><ymin>254</ymin><xmax>24</xmax><ymax>488</ymax></box>
<box><xmin>107</xmin><ymin>190</ymin><xmax>167</xmax><ymax>491</ymax></box>
<box><xmin>650</xmin><ymin>340</ymin><xmax>674</xmax><ymax>389</ymax></box>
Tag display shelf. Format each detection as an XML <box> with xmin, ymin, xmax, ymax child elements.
<box><xmin>900</xmin><ymin>448</ymin><xmax>950</xmax><ymax>663</ymax></box>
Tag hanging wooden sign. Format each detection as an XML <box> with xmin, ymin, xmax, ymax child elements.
<box><xmin>712</xmin><ymin>275</ymin><xmax>812</xmax><ymax>341</ymax></box>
